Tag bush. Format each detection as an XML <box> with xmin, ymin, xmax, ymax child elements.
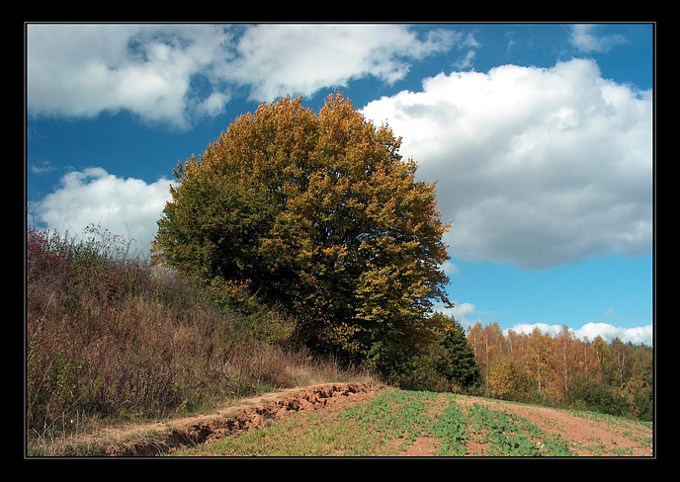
<box><xmin>622</xmin><ymin>378</ymin><xmax>653</xmax><ymax>422</ymax></box>
<box><xmin>204</xmin><ymin>276</ymin><xmax>298</xmax><ymax>347</ymax></box>
<box><xmin>566</xmin><ymin>376</ymin><xmax>631</xmax><ymax>417</ymax></box>
<box><xmin>393</xmin><ymin>341</ymin><xmax>454</xmax><ymax>392</ymax></box>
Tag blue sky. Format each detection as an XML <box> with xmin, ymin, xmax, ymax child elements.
<box><xmin>26</xmin><ymin>23</ymin><xmax>653</xmax><ymax>345</ymax></box>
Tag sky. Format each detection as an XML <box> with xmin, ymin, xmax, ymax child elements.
<box><xmin>26</xmin><ymin>23</ymin><xmax>654</xmax><ymax>345</ymax></box>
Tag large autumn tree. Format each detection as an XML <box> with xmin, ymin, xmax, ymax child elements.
<box><xmin>152</xmin><ymin>94</ymin><xmax>451</xmax><ymax>373</ymax></box>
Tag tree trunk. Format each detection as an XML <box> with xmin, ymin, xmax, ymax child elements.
<box><xmin>563</xmin><ymin>342</ymin><xmax>569</xmax><ymax>395</ymax></box>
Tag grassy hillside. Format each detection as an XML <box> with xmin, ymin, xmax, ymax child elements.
<box><xmin>173</xmin><ymin>388</ymin><xmax>653</xmax><ymax>457</ymax></box>
<box><xmin>26</xmin><ymin>227</ymin><xmax>372</xmax><ymax>455</ymax></box>
<box><xmin>25</xmin><ymin>225</ymin><xmax>653</xmax><ymax>457</ymax></box>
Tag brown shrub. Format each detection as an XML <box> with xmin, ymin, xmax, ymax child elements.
<box><xmin>26</xmin><ymin>227</ymin><xmax>371</xmax><ymax>442</ymax></box>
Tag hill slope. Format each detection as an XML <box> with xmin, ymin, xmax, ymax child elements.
<box><xmin>167</xmin><ymin>385</ymin><xmax>651</xmax><ymax>457</ymax></box>
<box><xmin>26</xmin><ymin>227</ymin><xmax>375</xmax><ymax>456</ymax></box>
<box><xmin>29</xmin><ymin>383</ymin><xmax>652</xmax><ymax>457</ymax></box>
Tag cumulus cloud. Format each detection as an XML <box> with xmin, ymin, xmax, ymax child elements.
<box><xmin>361</xmin><ymin>58</ymin><xmax>652</xmax><ymax>268</ymax></box>
<box><xmin>27</xmin><ymin>24</ymin><xmax>234</xmax><ymax>128</ymax></box>
<box><xmin>506</xmin><ymin>322</ymin><xmax>652</xmax><ymax>346</ymax></box>
<box><xmin>27</xmin><ymin>24</ymin><xmax>468</xmax><ymax>126</ymax></box>
<box><xmin>574</xmin><ymin>322</ymin><xmax>652</xmax><ymax>345</ymax></box>
<box><xmin>570</xmin><ymin>24</ymin><xmax>627</xmax><ymax>53</ymax></box>
<box><xmin>219</xmin><ymin>24</ymin><xmax>459</xmax><ymax>101</ymax></box>
<box><xmin>33</xmin><ymin>168</ymin><xmax>175</xmax><ymax>255</ymax></box>
<box><xmin>508</xmin><ymin>323</ymin><xmax>564</xmax><ymax>338</ymax></box>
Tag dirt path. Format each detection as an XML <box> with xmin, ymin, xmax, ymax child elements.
<box><xmin>60</xmin><ymin>382</ymin><xmax>386</xmax><ymax>456</ymax></box>
<box><xmin>452</xmin><ymin>395</ymin><xmax>653</xmax><ymax>456</ymax></box>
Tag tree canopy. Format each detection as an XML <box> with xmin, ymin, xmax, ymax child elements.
<box><xmin>153</xmin><ymin>94</ymin><xmax>451</xmax><ymax>372</ymax></box>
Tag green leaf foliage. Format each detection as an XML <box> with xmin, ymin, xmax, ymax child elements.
<box><xmin>394</xmin><ymin>313</ymin><xmax>481</xmax><ymax>393</ymax></box>
<box><xmin>566</xmin><ymin>375</ymin><xmax>633</xmax><ymax>419</ymax></box>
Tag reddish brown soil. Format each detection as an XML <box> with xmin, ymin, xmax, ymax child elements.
<box><xmin>453</xmin><ymin>395</ymin><xmax>653</xmax><ymax>456</ymax></box>
<box><xmin>402</xmin><ymin>436</ymin><xmax>440</xmax><ymax>456</ymax></box>
<box><xmin>465</xmin><ymin>437</ymin><xmax>490</xmax><ymax>456</ymax></box>
<box><xmin>60</xmin><ymin>387</ymin><xmax>652</xmax><ymax>457</ymax></box>
<box><xmin>396</xmin><ymin>395</ymin><xmax>449</xmax><ymax>456</ymax></box>
<box><xmin>68</xmin><ymin>382</ymin><xmax>385</xmax><ymax>456</ymax></box>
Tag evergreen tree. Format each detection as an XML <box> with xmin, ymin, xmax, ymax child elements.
<box><xmin>396</xmin><ymin>313</ymin><xmax>481</xmax><ymax>392</ymax></box>
<box><xmin>437</xmin><ymin>313</ymin><xmax>481</xmax><ymax>390</ymax></box>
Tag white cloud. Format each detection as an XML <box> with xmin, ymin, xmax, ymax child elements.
<box><xmin>461</xmin><ymin>33</ymin><xmax>481</xmax><ymax>49</ymax></box>
<box><xmin>454</xmin><ymin>50</ymin><xmax>476</xmax><ymax>70</ymax></box>
<box><xmin>27</xmin><ymin>24</ymin><xmax>234</xmax><ymax>129</ymax></box>
<box><xmin>27</xmin><ymin>24</ymin><xmax>467</xmax><ymax>126</ymax></box>
<box><xmin>221</xmin><ymin>24</ymin><xmax>458</xmax><ymax>102</ymax></box>
<box><xmin>433</xmin><ymin>301</ymin><xmax>479</xmax><ymax>328</ymax></box>
<box><xmin>506</xmin><ymin>321</ymin><xmax>652</xmax><ymax>346</ymax></box>
<box><xmin>574</xmin><ymin>322</ymin><xmax>652</xmax><ymax>345</ymax></box>
<box><xmin>508</xmin><ymin>323</ymin><xmax>564</xmax><ymax>337</ymax></box>
<box><xmin>361</xmin><ymin>58</ymin><xmax>652</xmax><ymax>268</ymax></box>
<box><xmin>196</xmin><ymin>91</ymin><xmax>229</xmax><ymax>117</ymax></box>
<box><xmin>30</xmin><ymin>160</ymin><xmax>55</xmax><ymax>174</ymax></box>
<box><xmin>441</xmin><ymin>261</ymin><xmax>459</xmax><ymax>276</ymax></box>
<box><xmin>33</xmin><ymin>168</ymin><xmax>175</xmax><ymax>255</ymax></box>
<box><xmin>570</xmin><ymin>24</ymin><xmax>627</xmax><ymax>53</ymax></box>
<box><xmin>450</xmin><ymin>302</ymin><xmax>477</xmax><ymax>326</ymax></box>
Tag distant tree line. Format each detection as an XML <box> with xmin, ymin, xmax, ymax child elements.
<box><xmin>466</xmin><ymin>323</ymin><xmax>653</xmax><ymax>421</ymax></box>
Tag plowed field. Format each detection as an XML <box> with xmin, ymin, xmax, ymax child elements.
<box><xmin>169</xmin><ymin>386</ymin><xmax>653</xmax><ymax>457</ymax></box>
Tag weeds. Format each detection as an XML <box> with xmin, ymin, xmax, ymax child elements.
<box><xmin>432</xmin><ymin>400</ymin><xmax>467</xmax><ymax>456</ymax></box>
<box><xmin>171</xmin><ymin>389</ymin><xmax>651</xmax><ymax>457</ymax></box>
<box><xmin>174</xmin><ymin>410</ymin><xmax>370</xmax><ymax>457</ymax></box>
<box><xmin>467</xmin><ymin>404</ymin><xmax>542</xmax><ymax>456</ymax></box>
<box><xmin>340</xmin><ymin>390</ymin><xmax>439</xmax><ymax>452</ymax></box>
<box><xmin>26</xmin><ymin>226</ymin><xmax>372</xmax><ymax>455</ymax></box>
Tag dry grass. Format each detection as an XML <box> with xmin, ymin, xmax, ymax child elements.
<box><xmin>26</xmin><ymin>226</ymin><xmax>375</xmax><ymax>455</ymax></box>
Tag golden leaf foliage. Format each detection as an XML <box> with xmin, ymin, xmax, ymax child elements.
<box><xmin>153</xmin><ymin>94</ymin><xmax>451</xmax><ymax>371</ymax></box>
<box><xmin>487</xmin><ymin>356</ymin><xmax>533</xmax><ymax>402</ymax></box>
<box><xmin>465</xmin><ymin>321</ymin><xmax>652</xmax><ymax>419</ymax></box>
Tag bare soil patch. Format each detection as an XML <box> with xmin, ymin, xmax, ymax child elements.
<box><xmin>453</xmin><ymin>395</ymin><xmax>652</xmax><ymax>456</ymax></box>
<box><xmin>465</xmin><ymin>436</ymin><xmax>490</xmax><ymax>456</ymax></box>
<box><xmin>60</xmin><ymin>382</ymin><xmax>385</xmax><ymax>456</ymax></box>
<box><xmin>425</xmin><ymin>393</ymin><xmax>450</xmax><ymax>418</ymax></box>
<box><xmin>402</xmin><ymin>436</ymin><xmax>440</xmax><ymax>456</ymax></box>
